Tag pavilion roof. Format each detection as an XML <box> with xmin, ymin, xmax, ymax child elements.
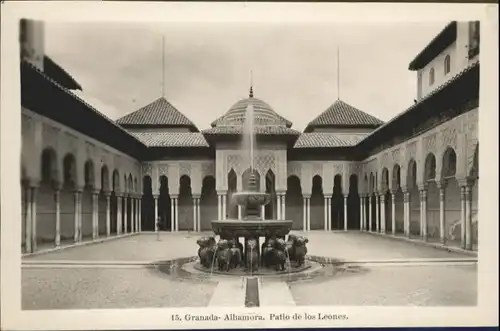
<box><xmin>202</xmin><ymin>125</ymin><xmax>301</xmax><ymax>136</ymax></box>
<box><xmin>116</xmin><ymin>97</ymin><xmax>198</xmax><ymax>131</ymax></box>
<box><xmin>130</xmin><ymin>132</ymin><xmax>209</xmax><ymax>148</ymax></box>
<box><xmin>43</xmin><ymin>55</ymin><xmax>82</xmax><ymax>91</ymax></box>
<box><xmin>294</xmin><ymin>133</ymin><xmax>369</xmax><ymax>148</ymax></box>
<box><xmin>304</xmin><ymin>99</ymin><xmax>384</xmax><ymax>132</ymax></box>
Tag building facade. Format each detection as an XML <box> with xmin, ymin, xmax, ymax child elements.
<box><xmin>20</xmin><ymin>20</ymin><xmax>479</xmax><ymax>254</ymax></box>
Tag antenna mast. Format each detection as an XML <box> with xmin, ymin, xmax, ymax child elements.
<box><xmin>337</xmin><ymin>46</ymin><xmax>340</xmax><ymax>100</ymax></box>
<box><xmin>161</xmin><ymin>35</ymin><xmax>165</xmax><ymax>97</ymax></box>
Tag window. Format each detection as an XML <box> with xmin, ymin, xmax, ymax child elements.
<box><xmin>468</xmin><ymin>21</ymin><xmax>480</xmax><ymax>58</ymax></box>
<box><xmin>444</xmin><ymin>55</ymin><xmax>451</xmax><ymax>75</ymax></box>
<box><xmin>429</xmin><ymin>68</ymin><xmax>435</xmax><ymax>86</ymax></box>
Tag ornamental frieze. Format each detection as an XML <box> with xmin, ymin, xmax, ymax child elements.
<box><xmin>287</xmin><ymin>162</ymin><xmax>301</xmax><ymax>178</ymax></box>
<box><xmin>439</xmin><ymin>125</ymin><xmax>458</xmax><ymax>151</ymax></box>
<box><xmin>405</xmin><ymin>141</ymin><xmax>417</xmax><ymax>161</ymax></box>
<box><xmin>158</xmin><ymin>165</ymin><xmax>168</xmax><ymax>177</ymax></box>
<box><xmin>312</xmin><ymin>163</ymin><xmax>323</xmax><ymax>177</ymax></box>
<box><xmin>179</xmin><ymin>162</ymin><xmax>191</xmax><ymax>177</ymax></box>
<box><xmin>42</xmin><ymin>123</ymin><xmax>60</xmax><ymax>149</ymax></box>
<box><xmin>142</xmin><ymin>164</ymin><xmax>153</xmax><ymax>177</ymax></box>
<box><xmin>391</xmin><ymin>148</ymin><xmax>401</xmax><ymax>165</ymax></box>
<box><xmin>332</xmin><ymin>163</ymin><xmax>343</xmax><ymax>175</ymax></box>
<box><xmin>202</xmin><ymin>162</ymin><xmax>215</xmax><ymax>178</ymax></box>
<box><xmin>85</xmin><ymin>142</ymin><xmax>96</xmax><ymax>159</ymax></box>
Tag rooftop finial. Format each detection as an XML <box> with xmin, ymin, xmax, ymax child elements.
<box><xmin>249</xmin><ymin>70</ymin><xmax>254</xmax><ymax>98</ymax></box>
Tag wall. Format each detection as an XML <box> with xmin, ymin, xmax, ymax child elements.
<box><xmin>310</xmin><ymin>127</ymin><xmax>375</xmax><ymax>134</ymax></box>
<box><xmin>125</xmin><ymin>127</ymin><xmax>193</xmax><ymax>133</ymax></box>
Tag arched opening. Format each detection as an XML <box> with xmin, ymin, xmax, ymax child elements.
<box><xmin>265</xmin><ymin>170</ymin><xmax>276</xmax><ymax>220</ymax></box>
<box><xmin>36</xmin><ymin>148</ymin><xmax>59</xmax><ymax>248</ymax></box>
<box><xmin>347</xmin><ymin>174</ymin><xmax>360</xmax><ymax>230</ymax></box>
<box><xmin>332</xmin><ymin>174</ymin><xmax>344</xmax><ymax>230</ymax></box>
<box><xmin>444</xmin><ymin>55</ymin><xmax>451</xmax><ymax>75</ymax></box>
<box><xmin>407</xmin><ymin>159</ymin><xmax>420</xmax><ymax>237</ymax></box>
<box><xmin>141</xmin><ymin>175</ymin><xmax>154</xmax><ymax>231</ymax></box>
<box><xmin>81</xmin><ymin>160</ymin><xmax>95</xmax><ymax>240</ymax></box>
<box><xmin>111</xmin><ymin>170</ymin><xmax>120</xmax><ymax>234</ymax></box>
<box><xmin>126</xmin><ymin>174</ymin><xmax>133</xmax><ymax>233</ymax></box>
<box><xmin>98</xmin><ymin>165</ymin><xmax>109</xmax><ymax>236</ymax></box>
<box><xmin>200</xmin><ymin>176</ymin><xmax>217</xmax><ymax>230</ymax></box>
<box><xmin>286</xmin><ymin>175</ymin><xmax>303</xmax><ymax>230</ymax></box>
<box><xmin>381</xmin><ymin>168</ymin><xmax>391</xmax><ymax>232</ymax></box>
<box><xmin>310</xmin><ymin>175</ymin><xmax>324</xmax><ymax>230</ymax></box>
<box><xmin>363</xmin><ymin>175</ymin><xmax>369</xmax><ymax>231</ymax></box>
<box><xmin>369</xmin><ymin>173</ymin><xmax>377</xmax><ymax>231</ymax></box>
<box><xmin>178</xmin><ymin>175</ymin><xmax>193</xmax><ymax>230</ymax></box>
<box><xmin>429</xmin><ymin>67</ymin><xmax>435</xmax><ymax>85</ymax></box>
<box><xmin>424</xmin><ymin>153</ymin><xmax>440</xmax><ymax>241</ymax></box>
<box><xmin>441</xmin><ymin>147</ymin><xmax>461</xmax><ymax>245</ymax></box>
<box><xmin>227</xmin><ymin>169</ymin><xmax>238</xmax><ymax>219</ymax></box>
<box><xmin>61</xmin><ymin>153</ymin><xmax>77</xmax><ymax>243</ymax></box>
<box><xmin>158</xmin><ymin>175</ymin><xmax>171</xmax><ymax>231</ymax></box>
<box><xmin>392</xmin><ymin>164</ymin><xmax>404</xmax><ymax>234</ymax></box>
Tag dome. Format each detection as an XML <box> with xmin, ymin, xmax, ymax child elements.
<box><xmin>211</xmin><ymin>94</ymin><xmax>292</xmax><ymax>128</ymax></box>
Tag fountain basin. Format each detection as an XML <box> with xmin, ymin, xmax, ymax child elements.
<box><xmin>211</xmin><ymin>219</ymin><xmax>293</xmax><ymax>238</ymax></box>
<box><xmin>231</xmin><ymin>191</ymin><xmax>272</xmax><ymax>208</ymax></box>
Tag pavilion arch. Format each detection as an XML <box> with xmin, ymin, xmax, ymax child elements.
<box><xmin>200</xmin><ymin>175</ymin><xmax>217</xmax><ymax>230</ymax></box>
<box><xmin>441</xmin><ymin>147</ymin><xmax>457</xmax><ymax>179</ymax></box>
<box><xmin>381</xmin><ymin>168</ymin><xmax>390</xmax><ymax>194</ymax></box>
<box><xmin>332</xmin><ymin>174</ymin><xmax>344</xmax><ymax>230</ymax></box>
<box><xmin>178</xmin><ymin>174</ymin><xmax>193</xmax><ymax>231</ymax></box>
<box><xmin>158</xmin><ymin>175</ymin><xmax>171</xmax><ymax>231</ymax></box>
<box><xmin>286</xmin><ymin>175</ymin><xmax>303</xmax><ymax>230</ymax></box>
<box><xmin>470</xmin><ymin>143</ymin><xmax>479</xmax><ymax>180</ymax></box>
<box><xmin>368</xmin><ymin>172</ymin><xmax>377</xmax><ymax>231</ymax></box>
<box><xmin>406</xmin><ymin>158</ymin><xmax>421</xmax><ymax>236</ymax></box>
<box><xmin>41</xmin><ymin>147</ymin><xmax>59</xmax><ymax>188</ymax></box>
<box><xmin>424</xmin><ymin>153</ymin><xmax>437</xmax><ymax>182</ymax></box>
<box><xmin>242</xmin><ymin>168</ymin><xmax>260</xmax><ymax>191</ymax></box>
<box><xmin>134</xmin><ymin>177</ymin><xmax>138</xmax><ymax>193</ymax></box>
<box><xmin>392</xmin><ymin>164</ymin><xmax>401</xmax><ymax>192</ymax></box>
<box><xmin>406</xmin><ymin>159</ymin><xmax>418</xmax><ymax>190</ymax></box>
<box><xmin>63</xmin><ymin>153</ymin><xmax>77</xmax><ymax>189</ymax></box>
<box><xmin>363</xmin><ymin>174</ymin><xmax>369</xmax><ymax>195</ymax></box>
<box><xmin>100</xmin><ymin>165</ymin><xmax>110</xmax><ymax>193</ymax></box>
<box><xmin>84</xmin><ymin>160</ymin><xmax>95</xmax><ymax>190</ymax></box>
<box><xmin>124</xmin><ymin>175</ymin><xmax>128</xmax><ymax>193</ymax></box>
<box><xmin>112</xmin><ymin>170</ymin><xmax>120</xmax><ymax>193</ymax></box>
<box><xmin>265</xmin><ymin>169</ymin><xmax>277</xmax><ymax>220</ymax></box>
<box><xmin>128</xmin><ymin>174</ymin><xmax>133</xmax><ymax>193</ymax></box>
<box><xmin>347</xmin><ymin>174</ymin><xmax>360</xmax><ymax>230</ymax></box>
<box><xmin>59</xmin><ymin>153</ymin><xmax>78</xmax><ymax>242</ymax></box>
<box><xmin>310</xmin><ymin>175</ymin><xmax>324</xmax><ymax>230</ymax></box>
<box><xmin>141</xmin><ymin>175</ymin><xmax>154</xmax><ymax>231</ymax></box>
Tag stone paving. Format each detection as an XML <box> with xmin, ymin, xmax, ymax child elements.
<box><xmin>22</xmin><ymin>231</ymin><xmax>477</xmax><ymax>309</ymax></box>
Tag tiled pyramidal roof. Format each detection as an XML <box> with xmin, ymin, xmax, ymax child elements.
<box><xmin>130</xmin><ymin>132</ymin><xmax>209</xmax><ymax>147</ymax></box>
<box><xmin>116</xmin><ymin>97</ymin><xmax>197</xmax><ymax>128</ymax></box>
<box><xmin>294</xmin><ymin>133</ymin><xmax>369</xmax><ymax>148</ymax></box>
<box><xmin>304</xmin><ymin>99</ymin><xmax>384</xmax><ymax>132</ymax></box>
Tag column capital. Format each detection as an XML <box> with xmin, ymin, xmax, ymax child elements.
<box><xmin>458</xmin><ymin>178</ymin><xmax>475</xmax><ymax>188</ymax></box>
<box><xmin>92</xmin><ymin>189</ymin><xmax>101</xmax><ymax>196</ymax></box>
<box><xmin>343</xmin><ymin>194</ymin><xmax>349</xmax><ymax>199</ymax></box>
<box><xmin>303</xmin><ymin>194</ymin><xmax>311</xmax><ymax>199</ymax></box>
<box><xmin>324</xmin><ymin>195</ymin><xmax>332</xmax><ymax>199</ymax></box>
<box><xmin>153</xmin><ymin>194</ymin><xmax>159</xmax><ymax>199</ymax></box>
<box><xmin>171</xmin><ymin>194</ymin><xmax>179</xmax><ymax>200</ymax></box>
<box><xmin>418</xmin><ymin>184</ymin><xmax>428</xmax><ymax>192</ymax></box>
<box><xmin>380</xmin><ymin>194</ymin><xmax>386</xmax><ymax>201</ymax></box>
<box><xmin>192</xmin><ymin>194</ymin><xmax>201</xmax><ymax>200</ymax></box>
<box><xmin>389</xmin><ymin>190</ymin><xmax>397</xmax><ymax>196</ymax></box>
<box><xmin>216</xmin><ymin>190</ymin><xmax>228</xmax><ymax>196</ymax></box>
<box><xmin>73</xmin><ymin>187</ymin><xmax>84</xmax><ymax>194</ymax></box>
<box><xmin>103</xmin><ymin>190</ymin><xmax>112</xmax><ymax>197</ymax></box>
<box><xmin>400</xmin><ymin>186</ymin><xmax>408</xmax><ymax>193</ymax></box>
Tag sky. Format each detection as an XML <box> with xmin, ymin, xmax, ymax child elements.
<box><xmin>44</xmin><ymin>21</ymin><xmax>446</xmax><ymax>131</ymax></box>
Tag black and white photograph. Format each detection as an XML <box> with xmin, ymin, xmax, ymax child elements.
<box><xmin>1</xmin><ymin>2</ymin><xmax>498</xmax><ymax>330</ymax></box>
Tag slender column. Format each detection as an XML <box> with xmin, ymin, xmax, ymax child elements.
<box><xmin>277</xmin><ymin>195</ymin><xmax>282</xmax><ymax>220</ymax></box>
<box><xmin>420</xmin><ymin>188</ymin><xmax>428</xmax><ymax>241</ymax></box>
<box><xmin>327</xmin><ymin>197</ymin><xmax>331</xmax><ymax>231</ymax></box>
<box><xmin>31</xmin><ymin>187</ymin><xmax>38</xmax><ymax>251</ymax></box>
<box><xmin>302</xmin><ymin>196</ymin><xmax>307</xmax><ymax>231</ymax></box>
<box><xmin>261</xmin><ymin>205</ymin><xmax>265</xmax><ymax>220</ymax></box>
<box><xmin>437</xmin><ymin>182</ymin><xmax>446</xmax><ymax>244</ymax></box>
<box><xmin>136</xmin><ymin>197</ymin><xmax>140</xmax><ymax>232</ymax></box>
<box><xmin>359</xmin><ymin>196</ymin><xmax>364</xmax><ymax>231</ymax></box>
<box><xmin>217</xmin><ymin>194</ymin><xmax>222</xmax><ymax>220</ymax></box>
<box><xmin>193</xmin><ymin>196</ymin><xmax>199</xmax><ymax>231</ymax></box>
<box><xmin>465</xmin><ymin>184</ymin><xmax>473</xmax><ymax>250</ymax></box>
<box><xmin>324</xmin><ymin>196</ymin><xmax>330</xmax><ymax>231</ymax></box>
<box><xmin>281</xmin><ymin>194</ymin><xmax>286</xmax><ymax>220</ymax></box>
<box><xmin>343</xmin><ymin>195</ymin><xmax>348</xmax><ymax>231</ymax></box>
<box><xmin>174</xmin><ymin>196</ymin><xmax>179</xmax><ymax>232</ymax></box>
<box><xmin>116</xmin><ymin>195</ymin><xmax>122</xmax><ymax>235</ymax></box>
<box><xmin>170</xmin><ymin>196</ymin><xmax>175</xmax><ymax>232</ymax></box>
<box><xmin>129</xmin><ymin>197</ymin><xmax>134</xmax><ymax>233</ymax></box>
<box><xmin>92</xmin><ymin>190</ymin><xmax>99</xmax><ymax>239</ymax></box>
<box><xmin>132</xmin><ymin>197</ymin><xmax>137</xmax><ymax>233</ymax></box>
<box><xmin>197</xmin><ymin>198</ymin><xmax>201</xmax><ymax>231</ymax></box>
<box><xmin>460</xmin><ymin>186</ymin><xmax>466</xmax><ymax>249</ymax></box>
<box><xmin>380</xmin><ymin>194</ymin><xmax>386</xmax><ymax>234</ymax></box>
<box><xmin>403</xmin><ymin>191</ymin><xmax>410</xmax><ymax>238</ymax></box>
<box><xmin>391</xmin><ymin>191</ymin><xmax>396</xmax><ymax>235</ymax></box>
<box><xmin>105</xmin><ymin>192</ymin><xmax>111</xmax><ymax>237</ymax></box>
<box><xmin>238</xmin><ymin>205</ymin><xmax>242</xmax><ymax>220</ymax></box>
<box><xmin>154</xmin><ymin>195</ymin><xmax>159</xmax><ymax>232</ymax></box>
<box><xmin>54</xmin><ymin>188</ymin><xmax>61</xmax><ymax>247</ymax></box>
<box><xmin>125</xmin><ymin>196</ymin><xmax>130</xmax><ymax>234</ymax></box>
<box><xmin>375</xmin><ymin>194</ymin><xmax>380</xmax><ymax>232</ymax></box>
<box><xmin>307</xmin><ymin>197</ymin><xmax>311</xmax><ymax>231</ymax></box>
<box><xmin>24</xmin><ymin>186</ymin><xmax>33</xmax><ymax>253</ymax></box>
<box><xmin>138</xmin><ymin>198</ymin><xmax>142</xmax><ymax>232</ymax></box>
<box><xmin>368</xmin><ymin>195</ymin><xmax>373</xmax><ymax>231</ymax></box>
<box><xmin>73</xmin><ymin>189</ymin><xmax>81</xmax><ymax>242</ymax></box>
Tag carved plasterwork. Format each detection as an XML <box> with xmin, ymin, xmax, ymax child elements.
<box><xmin>312</xmin><ymin>163</ymin><xmax>322</xmax><ymax>177</ymax></box>
<box><xmin>406</xmin><ymin>141</ymin><xmax>417</xmax><ymax>161</ymax></box>
<box><xmin>65</xmin><ymin>132</ymin><xmax>78</xmax><ymax>152</ymax></box>
<box><xmin>287</xmin><ymin>162</ymin><xmax>301</xmax><ymax>178</ymax></box>
<box><xmin>391</xmin><ymin>148</ymin><xmax>401</xmax><ymax>165</ymax></box>
<box><xmin>227</xmin><ymin>154</ymin><xmax>243</xmax><ymax>175</ymax></box>
<box><xmin>202</xmin><ymin>162</ymin><xmax>215</xmax><ymax>178</ymax></box>
<box><xmin>22</xmin><ymin>114</ymin><xmax>34</xmax><ymax>136</ymax></box>
<box><xmin>439</xmin><ymin>125</ymin><xmax>458</xmax><ymax>151</ymax></box>
<box><xmin>380</xmin><ymin>152</ymin><xmax>390</xmax><ymax>168</ymax></box>
<box><xmin>466</xmin><ymin>138</ymin><xmax>478</xmax><ymax>176</ymax></box>
<box><xmin>332</xmin><ymin>163</ymin><xmax>343</xmax><ymax>175</ymax></box>
<box><xmin>142</xmin><ymin>164</ymin><xmax>153</xmax><ymax>177</ymax></box>
<box><xmin>179</xmin><ymin>162</ymin><xmax>191</xmax><ymax>177</ymax></box>
<box><xmin>85</xmin><ymin>142</ymin><xmax>96</xmax><ymax>160</ymax></box>
<box><xmin>350</xmin><ymin>163</ymin><xmax>361</xmax><ymax>175</ymax></box>
<box><xmin>424</xmin><ymin>133</ymin><xmax>437</xmax><ymax>153</ymax></box>
<box><xmin>158</xmin><ymin>164</ymin><xmax>168</xmax><ymax>177</ymax></box>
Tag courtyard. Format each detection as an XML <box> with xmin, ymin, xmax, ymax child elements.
<box><xmin>22</xmin><ymin>231</ymin><xmax>477</xmax><ymax>309</ymax></box>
